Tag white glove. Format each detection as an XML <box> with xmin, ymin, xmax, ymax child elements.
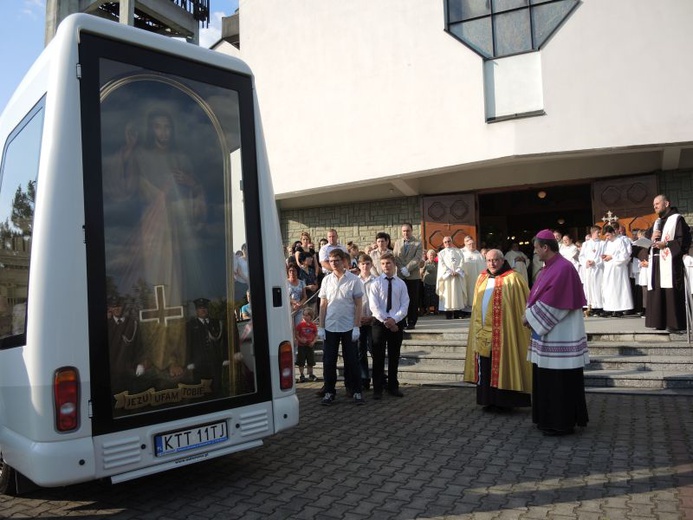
<box><xmin>400</xmin><ymin>267</ymin><xmax>410</xmax><ymax>277</ymax></box>
<box><xmin>351</xmin><ymin>326</ymin><xmax>360</xmax><ymax>341</ymax></box>
<box><xmin>135</xmin><ymin>364</ymin><xmax>145</xmax><ymax>377</ymax></box>
<box><xmin>317</xmin><ymin>327</ymin><xmax>325</xmax><ymax>340</ymax></box>
<box><xmin>187</xmin><ymin>363</ymin><xmax>195</xmax><ymax>370</ymax></box>
<box><xmin>222</xmin><ymin>360</ymin><xmax>230</xmax><ymax>367</ymax></box>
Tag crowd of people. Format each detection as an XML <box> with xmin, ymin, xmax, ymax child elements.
<box><xmin>286</xmin><ymin>225</ymin><xmax>419</xmax><ymax>405</ymax></box>
<box><xmin>283</xmin><ymin>194</ymin><xmax>692</xmax><ymax>427</ymax></box>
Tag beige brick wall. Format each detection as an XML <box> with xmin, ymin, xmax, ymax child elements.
<box><xmin>280</xmin><ymin>197</ymin><xmax>421</xmax><ymax>252</ymax></box>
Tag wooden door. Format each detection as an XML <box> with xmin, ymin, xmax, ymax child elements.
<box><xmin>421</xmin><ymin>194</ymin><xmax>477</xmax><ymax>250</ymax></box>
<box><xmin>592</xmin><ymin>175</ymin><xmax>658</xmax><ymax>236</ymax></box>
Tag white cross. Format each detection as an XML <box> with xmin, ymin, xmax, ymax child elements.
<box><xmin>139</xmin><ymin>285</ymin><xmax>184</xmax><ymax>325</ymax></box>
<box><xmin>601</xmin><ymin>210</ymin><xmax>619</xmax><ymax>225</ymax></box>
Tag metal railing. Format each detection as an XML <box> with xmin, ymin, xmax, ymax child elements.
<box><xmin>685</xmin><ymin>267</ymin><xmax>692</xmax><ymax>346</ymax></box>
<box><xmin>291</xmin><ymin>291</ymin><xmax>319</xmax><ymax>319</ymax></box>
<box><xmin>169</xmin><ymin>0</ymin><xmax>211</xmax><ymax>24</ymax></box>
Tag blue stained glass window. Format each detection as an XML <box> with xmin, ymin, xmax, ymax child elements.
<box><xmin>448</xmin><ymin>0</ymin><xmax>492</xmax><ymax>23</ymax></box>
<box><xmin>494</xmin><ymin>10</ymin><xmax>532</xmax><ymax>56</ymax></box>
<box><xmin>449</xmin><ymin>18</ymin><xmax>493</xmax><ymax>58</ymax></box>
<box><xmin>493</xmin><ymin>0</ymin><xmax>529</xmax><ymax>14</ymax></box>
<box><xmin>532</xmin><ymin>0</ymin><xmax>578</xmax><ymax>48</ymax></box>
<box><xmin>445</xmin><ymin>0</ymin><xmax>578</xmax><ymax>59</ymax></box>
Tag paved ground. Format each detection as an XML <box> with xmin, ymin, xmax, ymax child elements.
<box><xmin>1</xmin><ymin>384</ymin><xmax>692</xmax><ymax>519</ymax></box>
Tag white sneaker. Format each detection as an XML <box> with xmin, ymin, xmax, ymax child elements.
<box><xmin>353</xmin><ymin>392</ymin><xmax>365</xmax><ymax>405</ymax></box>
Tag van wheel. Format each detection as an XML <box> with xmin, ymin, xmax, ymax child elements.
<box><xmin>0</xmin><ymin>456</ymin><xmax>17</xmax><ymax>495</ymax></box>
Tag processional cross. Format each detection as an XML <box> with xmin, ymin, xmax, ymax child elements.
<box><xmin>601</xmin><ymin>210</ymin><xmax>619</xmax><ymax>225</ymax></box>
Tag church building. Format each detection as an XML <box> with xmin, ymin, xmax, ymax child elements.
<box><xmin>217</xmin><ymin>0</ymin><xmax>693</xmax><ymax>252</ymax></box>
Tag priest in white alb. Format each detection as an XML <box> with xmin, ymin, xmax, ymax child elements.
<box><xmin>436</xmin><ymin>236</ymin><xmax>466</xmax><ymax>319</ymax></box>
<box><xmin>461</xmin><ymin>235</ymin><xmax>486</xmax><ymax>316</ymax></box>
<box><xmin>579</xmin><ymin>226</ymin><xmax>605</xmax><ymax>316</ymax></box>
<box><xmin>601</xmin><ymin>225</ymin><xmax>633</xmax><ymax>317</ymax></box>
<box><xmin>505</xmin><ymin>242</ymin><xmax>530</xmax><ymax>284</ymax></box>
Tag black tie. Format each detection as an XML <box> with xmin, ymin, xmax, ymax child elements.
<box><xmin>386</xmin><ymin>277</ymin><xmax>393</xmax><ymax>312</ymax></box>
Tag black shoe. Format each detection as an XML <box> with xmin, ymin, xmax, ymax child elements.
<box><xmin>667</xmin><ymin>328</ymin><xmax>685</xmax><ymax>334</ymax></box>
<box><xmin>542</xmin><ymin>428</ymin><xmax>574</xmax><ymax>436</ymax></box>
<box><xmin>321</xmin><ymin>392</ymin><xmax>335</xmax><ymax>406</ymax></box>
<box><xmin>388</xmin><ymin>389</ymin><xmax>404</xmax><ymax>397</ymax></box>
<box><xmin>406</xmin><ymin>325</ymin><xmax>415</xmax><ymax>330</ymax></box>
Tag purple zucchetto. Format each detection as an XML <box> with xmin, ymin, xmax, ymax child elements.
<box><xmin>536</xmin><ymin>229</ymin><xmax>556</xmax><ymax>240</ymax></box>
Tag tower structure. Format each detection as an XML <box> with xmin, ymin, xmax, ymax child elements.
<box><xmin>45</xmin><ymin>0</ymin><xmax>210</xmax><ymax>45</ymax></box>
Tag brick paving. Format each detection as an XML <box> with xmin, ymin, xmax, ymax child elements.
<box><xmin>1</xmin><ymin>384</ymin><xmax>692</xmax><ymax>519</ymax></box>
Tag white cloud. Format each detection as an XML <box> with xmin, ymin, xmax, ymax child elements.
<box><xmin>21</xmin><ymin>0</ymin><xmax>45</xmax><ymax>19</ymax></box>
<box><xmin>199</xmin><ymin>10</ymin><xmax>226</xmax><ymax>49</ymax></box>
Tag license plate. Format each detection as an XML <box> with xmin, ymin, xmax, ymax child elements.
<box><xmin>155</xmin><ymin>421</ymin><xmax>229</xmax><ymax>457</ymax></box>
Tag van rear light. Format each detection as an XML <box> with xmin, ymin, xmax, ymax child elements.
<box><xmin>278</xmin><ymin>341</ymin><xmax>294</xmax><ymax>390</ymax></box>
<box><xmin>54</xmin><ymin>367</ymin><xmax>80</xmax><ymax>432</ymax></box>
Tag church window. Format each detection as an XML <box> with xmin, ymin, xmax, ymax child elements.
<box><xmin>446</xmin><ymin>0</ymin><xmax>579</xmax><ymax>59</ymax></box>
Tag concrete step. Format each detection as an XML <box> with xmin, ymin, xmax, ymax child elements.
<box><xmin>400</xmin><ymin>342</ymin><xmax>467</xmax><ymax>354</ymax></box>
<box><xmin>587</xmin><ymin>341</ymin><xmax>693</xmax><ymax>356</ymax></box>
<box><xmin>302</xmin><ymin>321</ymin><xmax>693</xmax><ymax>391</ymax></box>
<box><xmin>587</xmin><ymin>355</ymin><xmax>693</xmax><ymax>372</ymax></box>
<box><xmin>398</xmin><ymin>352</ymin><xmax>466</xmax><ymax>368</ymax></box>
<box><xmin>588</xmin><ymin>331</ymin><xmax>684</xmax><ymax>343</ymax></box>
<box><xmin>403</xmin><ymin>331</ymin><xmax>468</xmax><ymax>342</ymax></box>
<box><xmin>584</xmin><ymin>370</ymin><xmax>693</xmax><ymax>389</ymax></box>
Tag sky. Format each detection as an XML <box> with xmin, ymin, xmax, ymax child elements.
<box><xmin>0</xmin><ymin>0</ymin><xmax>239</xmax><ymax>114</ymax></box>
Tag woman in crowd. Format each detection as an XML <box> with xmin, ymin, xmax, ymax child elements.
<box><xmin>286</xmin><ymin>264</ymin><xmax>307</xmax><ymax>326</ymax></box>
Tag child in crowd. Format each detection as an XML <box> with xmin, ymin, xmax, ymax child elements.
<box><xmin>240</xmin><ymin>290</ymin><xmax>252</xmax><ymax>320</ymax></box>
<box><xmin>295</xmin><ymin>307</ymin><xmax>318</xmax><ymax>383</ymax></box>
<box><xmin>420</xmin><ymin>249</ymin><xmax>439</xmax><ymax>315</ymax></box>
<box><xmin>347</xmin><ymin>242</ymin><xmax>361</xmax><ymax>274</ymax></box>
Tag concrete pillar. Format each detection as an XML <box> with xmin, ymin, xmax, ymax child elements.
<box><xmin>45</xmin><ymin>0</ymin><xmax>80</xmax><ymax>45</ymax></box>
<box><xmin>119</xmin><ymin>0</ymin><xmax>135</xmax><ymax>26</ymax></box>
